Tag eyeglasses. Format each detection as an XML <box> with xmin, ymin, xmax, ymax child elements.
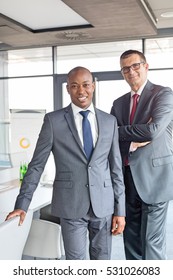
<box><xmin>121</xmin><ymin>62</ymin><xmax>145</xmax><ymax>74</ymax></box>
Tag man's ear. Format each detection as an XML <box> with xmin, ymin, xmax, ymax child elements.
<box><xmin>145</xmin><ymin>63</ymin><xmax>149</xmax><ymax>71</ymax></box>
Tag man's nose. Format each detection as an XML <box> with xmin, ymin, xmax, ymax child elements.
<box><xmin>78</xmin><ymin>84</ymin><xmax>85</xmax><ymax>92</ymax></box>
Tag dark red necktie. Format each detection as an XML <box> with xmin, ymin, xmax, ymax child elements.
<box><xmin>130</xmin><ymin>93</ymin><xmax>139</xmax><ymax>124</ymax></box>
<box><xmin>124</xmin><ymin>93</ymin><xmax>139</xmax><ymax>166</ymax></box>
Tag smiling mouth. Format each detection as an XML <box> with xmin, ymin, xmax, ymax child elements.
<box><xmin>78</xmin><ymin>96</ymin><xmax>87</xmax><ymax>102</ymax></box>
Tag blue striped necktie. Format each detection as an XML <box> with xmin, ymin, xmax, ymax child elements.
<box><xmin>79</xmin><ymin>110</ymin><xmax>93</xmax><ymax>160</ymax></box>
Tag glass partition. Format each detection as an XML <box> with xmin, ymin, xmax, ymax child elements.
<box><xmin>95</xmin><ymin>80</ymin><xmax>130</xmax><ymax>113</ymax></box>
<box><xmin>7</xmin><ymin>47</ymin><xmax>53</xmax><ymax>77</ymax></box>
<box><xmin>0</xmin><ymin>52</ymin><xmax>10</xmax><ymax>167</ymax></box>
<box><xmin>145</xmin><ymin>37</ymin><xmax>173</xmax><ymax>69</ymax></box>
<box><xmin>8</xmin><ymin>77</ymin><xmax>53</xmax><ymax>113</ymax></box>
<box><xmin>148</xmin><ymin>69</ymin><xmax>173</xmax><ymax>90</ymax></box>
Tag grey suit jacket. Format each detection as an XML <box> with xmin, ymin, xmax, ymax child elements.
<box><xmin>111</xmin><ymin>80</ymin><xmax>173</xmax><ymax>204</ymax></box>
<box><xmin>15</xmin><ymin>104</ymin><xmax>125</xmax><ymax>219</ymax></box>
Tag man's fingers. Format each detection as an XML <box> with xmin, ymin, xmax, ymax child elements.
<box><xmin>19</xmin><ymin>212</ymin><xmax>26</xmax><ymax>225</ymax></box>
<box><xmin>5</xmin><ymin>210</ymin><xmax>26</xmax><ymax>226</ymax></box>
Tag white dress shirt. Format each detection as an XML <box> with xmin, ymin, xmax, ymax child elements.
<box><xmin>130</xmin><ymin>79</ymin><xmax>148</xmax><ymax>113</ymax></box>
<box><xmin>71</xmin><ymin>103</ymin><xmax>98</xmax><ymax>147</ymax></box>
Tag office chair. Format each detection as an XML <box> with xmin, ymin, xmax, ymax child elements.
<box><xmin>23</xmin><ymin>219</ymin><xmax>64</xmax><ymax>259</ymax></box>
<box><xmin>39</xmin><ymin>204</ymin><xmax>65</xmax><ymax>257</ymax></box>
<box><xmin>0</xmin><ymin>210</ymin><xmax>33</xmax><ymax>260</ymax></box>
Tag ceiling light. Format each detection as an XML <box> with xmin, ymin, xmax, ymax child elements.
<box><xmin>161</xmin><ymin>12</ymin><xmax>173</xmax><ymax>18</ymax></box>
<box><xmin>57</xmin><ymin>31</ymin><xmax>91</xmax><ymax>41</ymax></box>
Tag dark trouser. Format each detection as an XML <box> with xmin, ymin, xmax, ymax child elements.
<box><xmin>60</xmin><ymin>207</ymin><xmax>112</xmax><ymax>260</ymax></box>
<box><xmin>124</xmin><ymin>166</ymin><xmax>169</xmax><ymax>260</ymax></box>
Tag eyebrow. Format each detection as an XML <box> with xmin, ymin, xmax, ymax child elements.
<box><xmin>71</xmin><ymin>80</ymin><xmax>91</xmax><ymax>84</ymax></box>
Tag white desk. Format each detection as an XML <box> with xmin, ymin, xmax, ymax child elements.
<box><xmin>0</xmin><ymin>212</ymin><xmax>9</xmax><ymax>224</ymax></box>
<box><xmin>0</xmin><ymin>167</ymin><xmax>19</xmax><ymax>184</ymax></box>
<box><xmin>0</xmin><ymin>182</ymin><xmax>53</xmax><ymax>215</ymax></box>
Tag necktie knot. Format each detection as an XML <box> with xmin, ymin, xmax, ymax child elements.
<box><xmin>133</xmin><ymin>93</ymin><xmax>139</xmax><ymax>101</ymax></box>
<box><xmin>79</xmin><ymin>110</ymin><xmax>90</xmax><ymax>118</ymax></box>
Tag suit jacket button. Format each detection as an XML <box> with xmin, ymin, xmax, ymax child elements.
<box><xmin>86</xmin><ymin>184</ymin><xmax>89</xmax><ymax>188</ymax></box>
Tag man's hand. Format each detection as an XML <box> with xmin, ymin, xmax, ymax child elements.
<box><xmin>131</xmin><ymin>141</ymin><xmax>151</xmax><ymax>150</ymax></box>
<box><xmin>111</xmin><ymin>216</ymin><xmax>125</xmax><ymax>236</ymax></box>
<box><xmin>131</xmin><ymin>117</ymin><xmax>152</xmax><ymax>151</ymax></box>
<box><xmin>5</xmin><ymin>209</ymin><xmax>26</xmax><ymax>226</ymax></box>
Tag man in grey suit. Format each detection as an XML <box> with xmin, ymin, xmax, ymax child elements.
<box><xmin>111</xmin><ymin>49</ymin><xmax>173</xmax><ymax>260</ymax></box>
<box><xmin>6</xmin><ymin>66</ymin><xmax>125</xmax><ymax>260</ymax></box>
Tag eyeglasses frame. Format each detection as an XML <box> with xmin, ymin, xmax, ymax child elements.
<box><xmin>121</xmin><ymin>62</ymin><xmax>145</xmax><ymax>74</ymax></box>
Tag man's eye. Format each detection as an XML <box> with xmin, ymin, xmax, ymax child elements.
<box><xmin>83</xmin><ymin>84</ymin><xmax>90</xmax><ymax>88</ymax></box>
<box><xmin>71</xmin><ymin>85</ymin><xmax>77</xmax><ymax>89</ymax></box>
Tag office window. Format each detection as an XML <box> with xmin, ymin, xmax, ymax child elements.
<box><xmin>145</xmin><ymin>37</ymin><xmax>173</xmax><ymax>69</ymax></box>
<box><xmin>95</xmin><ymin>80</ymin><xmax>130</xmax><ymax>113</ymax></box>
<box><xmin>56</xmin><ymin>40</ymin><xmax>142</xmax><ymax>73</ymax></box>
<box><xmin>8</xmin><ymin>77</ymin><xmax>53</xmax><ymax>113</ymax></box>
<box><xmin>148</xmin><ymin>69</ymin><xmax>173</xmax><ymax>89</ymax></box>
<box><xmin>7</xmin><ymin>47</ymin><xmax>53</xmax><ymax>77</ymax></box>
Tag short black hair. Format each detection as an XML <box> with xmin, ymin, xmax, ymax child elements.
<box><xmin>120</xmin><ymin>50</ymin><xmax>146</xmax><ymax>63</ymax></box>
<box><xmin>67</xmin><ymin>66</ymin><xmax>94</xmax><ymax>82</ymax></box>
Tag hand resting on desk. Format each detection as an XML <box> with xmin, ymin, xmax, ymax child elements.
<box><xmin>6</xmin><ymin>209</ymin><xmax>26</xmax><ymax>226</ymax></box>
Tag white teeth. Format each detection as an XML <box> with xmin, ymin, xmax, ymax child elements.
<box><xmin>78</xmin><ymin>96</ymin><xmax>86</xmax><ymax>101</ymax></box>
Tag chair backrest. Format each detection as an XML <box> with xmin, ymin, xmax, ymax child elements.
<box><xmin>23</xmin><ymin>219</ymin><xmax>63</xmax><ymax>259</ymax></box>
<box><xmin>0</xmin><ymin>210</ymin><xmax>33</xmax><ymax>260</ymax></box>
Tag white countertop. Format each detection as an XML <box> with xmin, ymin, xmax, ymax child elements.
<box><xmin>0</xmin><ymin>167</ymin><xmax>19</xmax><ymax>185</ymax></box>
<box><xmin>0</xmin><ymin>182</ymin><xmax>53</xmax><ymax>214</ymax></box>
<box><xmin>0</xmin><ymin>166</ymin><xmax>53</xmax><ymax>224</ymax></box>
<box><xmin>0</xmin><ymin>212</ymin><xmax>9</xmax><ymax>224</ymax></box>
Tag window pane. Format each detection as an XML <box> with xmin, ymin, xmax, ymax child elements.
<box><xmin>148</xmin><ymin>69</ymin><xmax>173</xmax><ymax>89</ymax></box>
<box><xmin>9</xmin><ymin>77</ymin><xmax>53</xmax><ymax>113</ymax></box>
<box><xmin>95</xmin><ymin>80</ymin><xmax>130</xmax><ymax>113</ymax></box>
<box><xmin>145</xmin><ymin>37</ymin><xmax>173</xmax><ymax>69</ymax></box>
<box><xmin>0</xmin><ymin>123</ymin><xmax>10</xmax><ymax>157</ymax></box>
<box><xmin>62</xmin><ymin>82</ymin><xmax>71</xmax><ymax>107</ymax></box>
<box><xmin>8</xmin><ymin>47</ymin><xmax>53</xmax><ymax>76</ymax></box>
<box><xmin>56</xmin><ymin>40</ymin><xmax>142</xmax><ymax>73</ymax></box>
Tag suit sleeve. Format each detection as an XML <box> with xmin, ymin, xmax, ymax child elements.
<box><xmin>109</xmin><ymin>118</ymin><xmax>126</xmax><ymax>216</ymax></box>
<box><xmin>119</xmin><ymin>87</ymin><xmax>173</xmax><ymax>142</ymax></box>
<box><xmin>14</xmin><ymin>114</ymin><xmax>53</xmax><ymax>212</ymax></box>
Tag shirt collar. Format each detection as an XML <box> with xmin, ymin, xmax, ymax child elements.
<box><xmin>131</xmin><ymin>79</ymin><xmax>148</xmax><ymax>97</ymax></box>
<box><xmin>71</xmin><ymin>102</ymin><xmax>95</xmax><ymax>117</ymax></box>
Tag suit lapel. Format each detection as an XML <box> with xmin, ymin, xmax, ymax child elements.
<box><xmin>93</xmin><ymin>108</ymin><xmax>106</xmax><ymax>155</ymax></box>
<box><xmin>124</xmin><ymin>93</ymin><xmax>131</xmax><ymax>124</ymax></box>
<box><xmin>64</xmin><ymin>105</ymin><xmax>84</xmax><ymax>153</ymax></box>
<box><xmin>132</xmin><ymin>81</ymin><xmax>153</xmax><ymax>124</ymax></box>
